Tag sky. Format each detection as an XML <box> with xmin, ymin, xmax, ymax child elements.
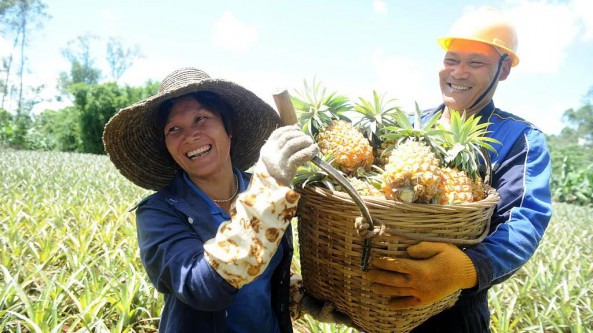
<box><xmin>1</xmin><ymin>0</ymin><xmax>592</xmax><ymax>135</ymax></box>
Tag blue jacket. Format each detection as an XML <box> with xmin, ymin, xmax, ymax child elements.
<box><xmin>134</xmin><ymin>171</ymin><xmax>294</xmax><ymax>333</ymax></box>
<box><xmin>422</xmin><ymin>101</ymin><xmax>552</xmax><ymax>299</ymax></box>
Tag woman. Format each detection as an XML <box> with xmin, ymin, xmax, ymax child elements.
<box><xmin>103</xmin><ymin>67</ymin><xmax>318</xmax><ymax>332</ymax></box>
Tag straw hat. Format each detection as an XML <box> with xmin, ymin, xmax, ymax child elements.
<box><xmin>103</xmin><ymin>67</ymin><xmax>281</xmax><ymax>191</ymax></box>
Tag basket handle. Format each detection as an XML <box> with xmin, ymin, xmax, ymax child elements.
<box><xmin>273</xmin><ymin>90</ymin><xmax>376</xmax><ymax>271</ymax></box>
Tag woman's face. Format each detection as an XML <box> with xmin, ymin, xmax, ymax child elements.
<box><xmin>163</xmin><ymin>96</ymin><xmax>232</xmax><ymax>179</ymax></box>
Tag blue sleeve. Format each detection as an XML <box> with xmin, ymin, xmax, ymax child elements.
<box><xmin>135</xmin><ymin>197</ymin><xmax>237</xmax><ymax>310</ymax></box>
<box><xmin>464</xmin><ymin>128</ymin><xmax>552</xmax><ymax>292</ymax></box>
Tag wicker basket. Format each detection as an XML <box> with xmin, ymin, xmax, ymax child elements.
<box><xmin>296</xmin><ymin>185</ymin><xmax>499</xmax><ymax>333</ymax></box>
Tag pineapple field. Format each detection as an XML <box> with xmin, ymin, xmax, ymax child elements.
<box><xmin>1</xmin><ymin>149</ymin><xmax>591</xmax><ymax>332</ymax></box>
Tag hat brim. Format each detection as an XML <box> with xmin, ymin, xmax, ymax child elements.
<box><xmin>103</xmin><ymin>78</ymin><xmax>281</xmax><ymax>191</ymax></box>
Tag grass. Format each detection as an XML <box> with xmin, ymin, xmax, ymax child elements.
<box><xmin>1</xmin><ymin>149</ymin><xmax>592</xmax><ymax>332</ymax></box>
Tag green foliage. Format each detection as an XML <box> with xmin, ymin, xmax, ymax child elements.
<box><xmin>2</xmin><ymin>150</ymin><xmax>592</xmax><ymax>332</ymax></box>
<box><xmin>548</xmin><ymin>132</ymin><xmax>593</xmax><ymax>173</ymax></box>
<box><xmin>551</xmin><ymin>157</ymin><xmax>593</xmax><ymax>206</ymax></box>
<box><xmin>0</xmin><ymin>80</ymin><xmax>159</xmax><ymax>154</ymax></box>
<box><xmin>353</xmin><ymin>90</ymin><xmax>401</xmax><ymax>146</ymax></box>
<box><xmin>489</xmin><ymin>203</ymin><xmax>593</xmax><ymax>332</ymax></box>
<box><xmin>0</xmin><ymin>150</ymin><xmax>156</xmax><ymax>332</ymax></box>
<box><xmin>562</xmin><ymin>89</ymin><xmax>593</xmax><ymax>144</ymax></box>
<box><xmin>0</xmin><ymin>108</ymin><xmax>40</xmax><ymax>150</ymax></box>
<box><xmin>73</xmin><ymin>82</ymin><xmax>128</xmax><ymax>154</ymax></box>
<box><xmin>291</xmin><ymin>78</ymin><xmax>352</xmax><ymax>138</ymax></box>
<box><xmin>72</xmin><ymin>81</ymin><xmax>159</xmax><ymax>154</ymax></box>
<box><xmin>0</xmin><ymin>108</ymin><xmax>14</xmax><ymax>147</ymax></box>
<box><xmin>28</xmin><ymin>106</ymin><xmax>82</xmax><ymax>151</ymax></box>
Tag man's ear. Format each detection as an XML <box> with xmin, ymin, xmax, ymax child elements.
<box><xmin>498</xmin><ymin>58</ymin><xmax>512</xmax><ymax>81</ymax></box>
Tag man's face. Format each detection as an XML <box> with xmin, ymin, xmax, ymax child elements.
<box><xmin>439</xmin><ymin>39</ymin><xmax>511</xmax><ymax>114</ymax></box>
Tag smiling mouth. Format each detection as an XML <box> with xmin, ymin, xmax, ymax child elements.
<box><xmin>187</xmin><ymin>145</ymin><xmax>212</xmax><ymax>159</ymax></box>
<box><xmin>449</xmin><ymin>83</ymin><xmax>470</xmax><ymax>91</ymax></box>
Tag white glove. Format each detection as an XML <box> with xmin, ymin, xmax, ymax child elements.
<box><xmin>261</xmin><ymin>125</ymin><xmax>318</xmax><ymax>185</ymax></box>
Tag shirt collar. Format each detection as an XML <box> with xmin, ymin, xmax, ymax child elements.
<box><xmin>182</xmin><ymin>168</ymin><xmax>246</xmax><ymax>215</ymax></box>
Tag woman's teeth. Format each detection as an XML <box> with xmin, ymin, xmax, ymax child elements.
<box><xmin>187</xmin><ymin>145</ymin><xmax>211</xmax><ymax>159</ymax></box>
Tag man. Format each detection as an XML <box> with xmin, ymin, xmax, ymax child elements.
<box><xmin>365</xmin><ymin>7</ymin><xmax>553</xmax><ymax>332</ymax></box>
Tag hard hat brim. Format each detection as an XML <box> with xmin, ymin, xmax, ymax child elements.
<box><xmin>438</xmin><ymin>36</ymin><xmax>519</xmax><ymax>67</ymax></box>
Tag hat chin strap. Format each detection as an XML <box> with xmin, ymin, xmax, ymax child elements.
<box><xmin>468</xmin><ymin>53</ymin><xmax>509</xmax><ymax>110</ymax></box>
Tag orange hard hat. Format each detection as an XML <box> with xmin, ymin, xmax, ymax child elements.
<box><xmin>438</xmin><ymin>7</ymin><xmax>519</xmax><ymax>67</ymax></box>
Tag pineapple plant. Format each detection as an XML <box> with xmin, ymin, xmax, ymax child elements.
<box><xmin>438</xmin><ymin>110</ymin><xmax>500</xmax><ymax>204</ymax></box>
<box><xmin>380</xmin><ymin>103</ymin><xmax>447</xmax><ymax>203</ymax></box>
<box><xmin>292</xmin><ymin>79</ymin><xmax>374</xmax><ymax>175</ymax></box>
<box><xmin>353</xmin><ymin>90</ymin><xmax>402</xmax><ymax>168</ymax></box>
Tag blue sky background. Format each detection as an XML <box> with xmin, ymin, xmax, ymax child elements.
<box><xmin>2</xmin><ymin>0</ymin><xmax>592</xmax><ymax>134</ymax></box>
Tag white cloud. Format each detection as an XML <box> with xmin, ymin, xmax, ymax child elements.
<box><xmin>119</xmin><ymin>57</ymin><xmax>182</xmax><ymax>86</ymax></box>
<box><xmin>507</xmin><ymin>2</ymin><xmax>578</xmax><ymax>74</ymax></box>
<box><xmin>100</xmin><ymin>9</ymin><xmax>117</xmax><ymax>22</ymax></box>
<box><xmin>212</xmin><ymin>12</ymin><xmax>259</xmax><ymax>52</ymax></box>
<box><xmin>369</xmin><ymin>49</ymin><xmax>441</xmax><ymax>112</ymax></box>
<box><xmin>373</xmin><ymin>0</ymin><xmax>388</xmax><ymax>15</ymax></box>
<box><xmin>573</xmin><ymin>0</ymin><xmax>593</xmax><ymax>40</ymax></box>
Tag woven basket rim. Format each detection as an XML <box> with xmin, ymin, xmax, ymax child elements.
<box><xmin>297</xmin><ymin>184</ymin><xmax>500</xmax><ymax>210</ymax></box>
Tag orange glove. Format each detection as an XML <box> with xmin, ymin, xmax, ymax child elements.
<box><xmin>364</xmin><ymin>242</ymin><xmax>477</xmax><ymax>310</ymax></box>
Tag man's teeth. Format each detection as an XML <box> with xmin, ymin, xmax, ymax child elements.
<box><xmin>187</xmin><ymin>145</ymin><xmax>211</xmax><ymax>159</ymax></box>
<box><xmin>451</xmin><ymin>84</ymin><xmax>470</xmax><ymax>91</ymax></box>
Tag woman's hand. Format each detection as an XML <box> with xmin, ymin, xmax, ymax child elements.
<box><xmin>260</xmin><ymin>125</ymin><xmax>318</xmax><ymax>185</ymax></box>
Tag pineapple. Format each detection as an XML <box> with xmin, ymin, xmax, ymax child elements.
<box><xmin>440</xmin><ymin>167</ymin><xmax>473</xmax><ymax>204</ymax></box>
<box><xmin>381</xmin><ymin>103</ymin><xmax>447</xmax><ymax>203</ymax></box>
<box><xmin>471</xmin><ymin>177</ymin><xmax>486</xmax><ymax>201</ymax></box>
<box><xmin>293</xmin><ymin>79</ymin><xmax>374</xmax><ymax>175</ymax></box>
<box><xmin>382</xmin><ymin>139</ymin><xmax>443</xmax><ymax>203</ymax></box>
<box><xmin>317</xmin><ymin>120</ymin><xmax>374</xmax><ymax>174</ymax></box>
<box><xmin>338</xmin><ymin>176</ymin><xmax>384</xmax><ymax>198</ymax></box>
<box><xmin>438</xmin><ymin>110</ymin><xmax>500</xmax><ymax>204</ymax></box>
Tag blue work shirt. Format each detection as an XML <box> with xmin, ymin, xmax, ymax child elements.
<box><xmin>411</xmin><ymin>101</ymin><xmax>553</xmax><ymax>332</ymax></box>
<box><xmin>135</xmin><ymin>169</ymin><xmax>294</xmax><ymax>333</ymax></box>
<box><xmin>182</xmin><ymin>171</ymin><xmax>282</xmax><ymax>333</ymax></box>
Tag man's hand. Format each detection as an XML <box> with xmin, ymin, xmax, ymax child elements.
<box><xmin>364</xmin><ymin>242</ymin><xmax>477</xmax><ymax>310</ymax></box>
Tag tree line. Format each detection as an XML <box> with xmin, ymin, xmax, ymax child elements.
<box><xmin>1</xmin><ymin>0</ymin><xmax>592</xmax><ymax>205</ymax></box>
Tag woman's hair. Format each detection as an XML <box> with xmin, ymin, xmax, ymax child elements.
<box><xmin>156</xmin><ymin>91</ymin><xmax>234</xmax><ymax>136</ymax></box>
<box><xmin>154</xmin><ymin>91</ymin><xmax>235</xmax><ymax>165</ymax></box>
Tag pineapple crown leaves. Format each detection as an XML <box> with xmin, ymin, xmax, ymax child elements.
<box><xmin>381</xmin><ymin>102</ymin><xmax>448</xmax><ymax>159</ymax></box>
<box><xmin>353</xmin><ymin>90</ymin><xmax>401</xmax><ymax>146</ymax></box>
<box><xmin>291</xmin><ymin>78</ymin><xmax>353</xmax><ymax>138</ymax></box>
<box><xmin>357</xmin><ymin>165</ymin><xmax>385</xmax><ymax>190</ymax></box>
<box><xmin>292</xmin><ymin>154</ymin><xmax>340</xmax><ymax>190</ymax></box>
<box><xmin>439</xmin><ymin>110</ymin><xmax>501</xmax><ymax>179</ymax></box>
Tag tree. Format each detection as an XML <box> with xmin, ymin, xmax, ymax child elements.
<box><xmin>106</xmin><ymin>37</ymin><xmax>142</xmax><ymax>82</ymax></box>
<box><xmin>58</xmin><ymin>33</ymin><xmax>101</xmax><ymax>94</ymax></box>
<box><xmin>562</xmin><ymin>87</ymin><xmax>593</xmax><ymax>144</ymax></box>
<box><xmin>30</xmin><ymin>106</ymin><xmax>82</xmax><ymax>151</ymax></box>
<box><xmin>0</xmin><ymin>0</ymin><xmax>50</xmax><ymax>111</ymax></box>
<box><xmin>71</xmin><ymin>81</ymin><xmax>159</xmax><ymax>154</ymax></box>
